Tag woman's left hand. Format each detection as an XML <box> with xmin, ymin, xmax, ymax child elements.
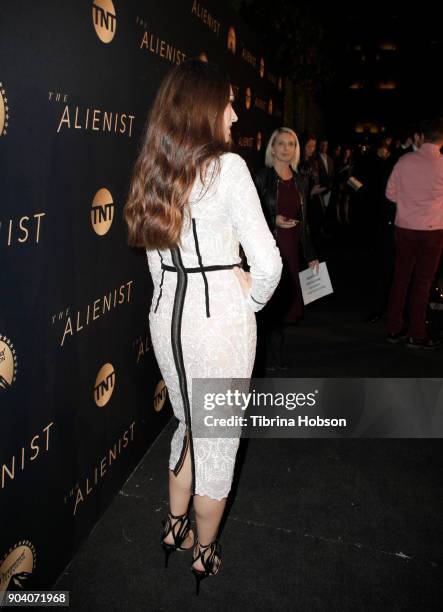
<box><xmin>234</xmin><ymin>266</ymin><xmax>252</xmax><ymax>297</ymax></box>
<box><xmin>308</xmin><ymin>259</ymin><xmax>320</xmax><ymax>274</ymax></box>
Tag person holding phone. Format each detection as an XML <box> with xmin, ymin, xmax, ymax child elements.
<box><xmin>255</xmin><ymin>127</ymin><xmax>319</xmax><ymax>370</ymax></box>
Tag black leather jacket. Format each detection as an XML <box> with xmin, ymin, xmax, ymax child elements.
<box><xmin>254</xmin><ymin>165</ymin><xmax>317</xmax><ymax>263</ymax></box>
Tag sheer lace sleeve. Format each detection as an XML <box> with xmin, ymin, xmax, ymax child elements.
<box><xmin>226</xmin><ymin>154</ymin><xmax>283</xmax><ymax>312</ymax></box>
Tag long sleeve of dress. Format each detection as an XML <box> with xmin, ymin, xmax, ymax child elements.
<box><xmin>146</xmin><ymin>249</ymin><xmax>162</xmax><ymax>282</ymax></box>
<box><xmin>146</xmin><ymin>249</ymin><xmax>164</xmax><ymax>311</ymax></box>
<box><xmin>227</xmin><ymin>155</ymin><xmax>283</xmax><ymax>312</ymax></box>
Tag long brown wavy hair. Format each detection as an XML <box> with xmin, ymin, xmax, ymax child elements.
<box><xmin>124</xmin><ymin>60</ymin><xmax>231</xmax><ymax>250</ymax></box>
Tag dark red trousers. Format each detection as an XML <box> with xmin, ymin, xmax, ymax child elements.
<box><xmin>387</xmin><ymin>227</ymin><xmax>443</xmax><ymax>338</ymax></box>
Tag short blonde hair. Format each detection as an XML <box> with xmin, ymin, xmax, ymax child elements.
<box><xmin>265</xmin><ymin>127</ymin><xmax>300</xmax><ymax>171</ymax></box>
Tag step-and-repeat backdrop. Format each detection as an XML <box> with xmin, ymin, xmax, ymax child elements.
<box><xmin>0</xmin><ymin>0</ymin><xmax>283</xmax><ymax>591</ymax></box>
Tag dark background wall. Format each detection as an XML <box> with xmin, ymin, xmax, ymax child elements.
<box><xmin>0</xmin><ymin>0</ymin><xmax>283</xmax><ymax>592</ymax></box>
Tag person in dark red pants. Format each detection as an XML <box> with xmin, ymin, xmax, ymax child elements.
<box><xmin>385</xmin><ymin>117</ymin><xmax>443</xmax><ymax>349</ymax></box>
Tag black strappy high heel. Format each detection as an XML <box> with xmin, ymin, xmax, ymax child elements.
<box><xmin>190</xmin><ymin>539</ymin><xmax>222</xmax><ymax>595</ymax></box>
<box><xmin>161</xmin><ymin>512</ymin><xmax>194</xmax><ymax>569</ymax></box>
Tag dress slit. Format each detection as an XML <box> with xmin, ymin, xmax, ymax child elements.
<box><xmin>169</xmin><ymin>246</ymin><xmax>196</xmax><ymax>495</ymax></box>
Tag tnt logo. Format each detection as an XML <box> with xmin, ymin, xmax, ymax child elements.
<box><xmin>94</xmin><ymin>363</ymin><xmax>116</xmax><ymax>407</ymax></box>
<box><xmin>256</xmin><ymin>131</ymin><xmax>262</xmax><ymax>152</ymax></box>
<box><xmin>245</xmin><ymin>87</ymin><xmax>252</xmax><ymax>110</ymax></box>
<box><xmin>92</xmin><ymin>0</ymin><xmax>117</xmax><ymax>43</ymax></box>
<box><xmin>227</xmin><ymin>27</ymin><xmax>236</xmax><ymax>54</ymax></box>
<box><xmin>259</xmin><ymin>58</ymin><xmax>265</xmax><ymax>78</ymax></box>
<box><xmin>153</xmin><ymin>380</ymin><xmax>167</xmax><ymax>412</ymax></box>
<box><xmin>91</xmin><ymin>188</ymin><xmax>114</xmax><ymax>236</ymax></box>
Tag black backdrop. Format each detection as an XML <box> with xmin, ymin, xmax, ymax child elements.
<box><xmin>0</xmin><ymin>0</ymin><xmax>283</xmax><ymax>590</ymax></box>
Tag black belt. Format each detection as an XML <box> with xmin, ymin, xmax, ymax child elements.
<box><xmin>161</xmin><ymin>263</ymin><xmax>240</xmax><ymax>273</ymax></box>
<box><xmin>154</xmin><ymin>219</ymin><xmax>242</xmax><ymax>319</ymax></box>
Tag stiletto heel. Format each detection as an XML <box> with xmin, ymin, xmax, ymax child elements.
<box><xmin>193</xmin><ymin>570</ymin><xmax>205</xmax><ymax>596</ymax></box>
<box><xmin>162</xmin><ymin>544</ymin><xmax>175</xmax><ymax>568</ymax></box>
<box><xmin>161</xmin><ymin>511</ymin><xmax>194</xmax><ymax>569</ymax></box>
<box><xmin>190</xmin><ymin>539</ymin><xmax>222</xmax><ymax>595</ymax></box>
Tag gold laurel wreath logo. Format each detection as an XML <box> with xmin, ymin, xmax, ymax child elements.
<box><xmin>0</xmin><ymin>335</ymin><xmax>18</xmax><ymax>391</ymax></box>
<box><xmin>0</xmin><ymin>540</ymin><xmax>37</xmax><ymax>601</ymax></box>
<box><xmin>0</xmin><ymin>82</ymin><xmax>10</xmax><ymax>136</ymax></box>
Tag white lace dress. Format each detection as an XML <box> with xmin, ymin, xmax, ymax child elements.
<box><xmin>147</xmin><ymin>152</ymin><xmax>282</xmax><ymax>500</ymax></box>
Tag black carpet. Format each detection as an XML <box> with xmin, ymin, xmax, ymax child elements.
<box><xmin>55</xmin><ymin>230</ymin><xmax>443</xmax><ymax>610</ymax></box>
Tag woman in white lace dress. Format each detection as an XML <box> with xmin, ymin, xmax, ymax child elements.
<box><xmin>124</xmin><ymin>60</ymin><xmax>282</xmax><ymax>592</ymax></box>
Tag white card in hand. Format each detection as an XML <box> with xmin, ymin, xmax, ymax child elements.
<box><xmin>299</xmin><ymin>262</ymin><xmax>333</xmax><ymax>305</ymax></box>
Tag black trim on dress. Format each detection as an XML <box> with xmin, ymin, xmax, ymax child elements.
<box><xmin>250</xmin><ymin>295</ymin><xmax>266</xmax><ymax>306</ymax></box>
<box><xmin>192</xmin><ymin>219</ymin><xmax>211</xmax><ymax>318</ymax></box>
<box><xmin>170</xmin><ymin>245</ymin><xmax>196</xmax><ymax>495</ymax></box>
<box><xmin>162</xmin><ymin>263</ymin><xmax>239</xmax><ymax>273</ymax></box>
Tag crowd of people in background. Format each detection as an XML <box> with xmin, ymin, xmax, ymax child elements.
<box><xmin>296</xmin><ymin>131</ymin><xmax>405</xmax><ymax>324</ymax></box>
<box><xmin>298</xmin><ymin>129</ymin><xmax>423</xmax><ymax>250</ymax></box>
<box><xmin>254</xmin><ymin>120</ymin><xmax>443</xmax><ymax>366</ymax></box>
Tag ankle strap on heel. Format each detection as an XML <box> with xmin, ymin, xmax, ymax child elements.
<box><xmin>161</xmin><ymin>512</ymin><xmax>191</xmax><ymax>547</ymax></box>
<box><xmin>169</xmin><ymin>511</ymin><xmax>189</xmax><ymax>519</ymax></box>
<box><xmin>192</xmin><ymin>539</ymin><xmax>222</xmax><ymax>573</ymax></box>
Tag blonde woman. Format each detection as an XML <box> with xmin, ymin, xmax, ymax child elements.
<box><xmin>255</xmin><ymin>127</ymin><xmax>318</xmax><ymax>370</ymax></box>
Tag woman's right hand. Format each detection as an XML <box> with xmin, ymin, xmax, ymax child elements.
<box><xmin>275</xmin><ymin>214</ymin><xmax>299</xmax><ymax>229</ymax></box>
